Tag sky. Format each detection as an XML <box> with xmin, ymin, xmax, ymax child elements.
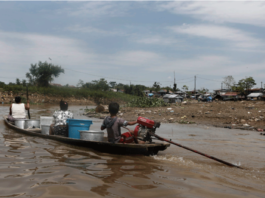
<box><xmin>0</xmin><ymin>1</ymin><xmax>265</xmax><ymax>91</ymax></box>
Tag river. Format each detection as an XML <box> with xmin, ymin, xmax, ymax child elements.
<box><xmin>0</xmin><ymin>104</ymin><xmax>264</xmax><ymax>197</ymax></box>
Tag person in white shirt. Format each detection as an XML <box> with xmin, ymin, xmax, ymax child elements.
<box><xmin>8</xmin><ymin>96</ymin><xmax>30</xmax><ymax>121</ymax></box>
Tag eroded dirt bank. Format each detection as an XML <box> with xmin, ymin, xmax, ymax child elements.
<box><xmin>1</xmin><ymin>91</ymin><xmax>95</xmax><ymax>105</ymax></box>
<box><xmin>85</xmin><ymin>100</ymin><xmax>265</xmax><ymax>132</ymax></box>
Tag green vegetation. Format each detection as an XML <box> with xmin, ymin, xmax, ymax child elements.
<box><xmin>84</xmin><ymin>108</ymin><xmax>95</xmax><ymax>113</ymax></box>
<box><xmin>124</xmin><ymin>84</ymin><xmax>146</xmax><ymax>97</ymax></box>
<box><xmin>128</xmin><ymin>97</ymin><xmax>168</xmax><ymax>108</ymax></box>
<box><xmin>2</xmin><ymin>85</ymin><xmax>137</xmax><ymax>103</ymax></box>
<box><xmin>82</xmin><ymin>78</ymin><xmax>109</xmax><ymax>91</ymax></box>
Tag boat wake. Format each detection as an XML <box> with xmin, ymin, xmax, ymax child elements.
<box><xmin>151</xmin><ymin>154</ymin><xmax>201</xmax><ymax>168</ymax></box>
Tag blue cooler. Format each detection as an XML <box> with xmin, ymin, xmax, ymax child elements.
<box><xmin>67</xmin><ymin>119</ymin><xmax>93</xmax><ymax>139</ymax></box>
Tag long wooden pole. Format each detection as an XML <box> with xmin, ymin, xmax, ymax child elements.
<box><xmin>26</xmin><ymin>85</ymin><xmax>31</xmax><ymax>119</ymax></box>
<box><xmin>150</xmin><ymin>132</ymin><xmax>243</xmax><ymax>169</ymax></box>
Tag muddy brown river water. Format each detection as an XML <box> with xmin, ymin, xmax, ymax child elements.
<box><xmin>0</xmin><ymin>104</ymin><xmax>264</xmax><ymax>198</ymax></box>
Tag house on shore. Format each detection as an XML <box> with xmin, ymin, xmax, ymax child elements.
<box><xmin>110</xmin><ymin>88</ymin><xmax>117</xmax><ymax>92</ymax></box>
<box><xmin>157</xmin><ymin>89</ymin><xmax>172</xmax><ymax>96</ymax></box>
<box><xmin>175</xmin><ymin>90</ymin><xmax>187</xmax><ymax>98</ymax></box>
<box><xmin>247</xmin><ymin>88</ymin><xmax>264</xmax><ymax>100</ymax></box>
<box><xmin>186</xmin><ymin>90</ymin><xmax>200</xmax><ymax>99</ymax></box>
<box><xmin>163</xmin><ymin>94</ymin><xmax>183</xmax><ymax>103</ymax></box>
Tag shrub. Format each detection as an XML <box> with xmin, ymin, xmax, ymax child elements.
<box><xmin>128</xmin><ymin>97</ymin><xmax>168</xmax><ymax>108</ymax></box>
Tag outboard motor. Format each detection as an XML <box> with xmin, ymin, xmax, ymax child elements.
<box><xmin>134</xmin><ymin>117</ymin><xmax>160</xmax><ymax>143</ymax></box>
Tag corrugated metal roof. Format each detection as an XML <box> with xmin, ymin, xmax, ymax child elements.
<box><xmin>222</xmin><ymin>92</ymin><xmax>238</xmax><ymax>96</ymax></box>
<box><xmin>247</xmin><ymin>93</ymin><xmax>263</xmax><ymax>97</ymax></box>
<box><xmin>163</xmin><ymin>94</ymin><xmax>183</xmax><ymax>99</ymax></box>
<box><xmin>249</xmin><ymin>88</ymin><xmax>263</xmax><ymax>91</ymax></box>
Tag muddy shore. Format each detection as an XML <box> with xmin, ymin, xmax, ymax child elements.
<box><xmin>85</xmin><ymin>100</ymin><xmax>265</xmax><ymax>132</ymax></box>
<box><xmin>1</xmin><ymin>91</ymin><xmax>95</xmax><ymax>105</ymax></box>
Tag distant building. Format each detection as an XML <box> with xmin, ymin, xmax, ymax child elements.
<box><xmin>175</xmin><ymin>90</ymin><xmax>187</xmax><ymax>98</ymax></box>
<box><xmin>110</xmin><ymin>88</ymin><xmax>117</xmax><ymax>92</ymax></box>
<box><xmin>157</xmin><ymin>89</ymin><xmax>172</xmax><ymax>96</ymax></box>
<box><xmin>247</xmin><ymin>88</ymin><xmax>264</xmax><ymax>100</ymax></box>
<box><xmin>50</xmin><ymin>83</ymin><xmax>62</xmax><ymax>87</ymax></box>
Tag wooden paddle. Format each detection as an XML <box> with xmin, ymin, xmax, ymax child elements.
<box><xmin>26</xmin><ymin>85</ymin><xmax>31</xmax><ymax>119</ymax></box>
<box><xmin>150</xmin><ymin>132</ymin><xmax>243</xmax><ymax>169</ymax></box>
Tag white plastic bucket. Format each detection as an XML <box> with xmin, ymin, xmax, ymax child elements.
<box><xmin>40</xmin><ymin>116</ymin><xmax>54</xmax><ymax>126</ymax></box>
<box><xmin>41</xmin><ymin>125</ymin><xmax>50</xmax><ymax>135</ymax></box>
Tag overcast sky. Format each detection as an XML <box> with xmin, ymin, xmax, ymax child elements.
<box><xmin>0</xmin><ymin>1</ymin><xmax>265</xmax><ymax>91</ymax></box>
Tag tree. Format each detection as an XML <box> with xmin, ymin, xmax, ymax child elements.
<box><xmin>22</xmin><ymin>80</ymin><xmax>27</xmax><ymax>87</ymax></box>
<box><xmin>83</xmin><ymin>78</ymin><xmax>109</xmax><ymax>91</ymax></box>
<box><xmin>223</xmin><ymin>75</ymin><xmax>236</xmax><ymax>89</ymax></box>
<box><xmin>116</xmin><ymin>83</ymin><xmax>125</xmax><ymax>91</ymax></box>
<box><xmin>152</xmin><ymin>82</ymin><xmax>161</xmax><ymax>92</ymax></box>
<box><xmin>124</xmin><ymin>84</ymin><xmax>145</xmax><ymax>96</ymax></box>
<box><xmin>182</xmin><ymin>85</ymin><xmax>188</xmax><ymax>92</ymax></box>
<box><xmin>16</xmin><ymin>78</ymin><xmax>21</xmax><ymax>85</ymax></box>
<box><xmin>76</xmin><ymin>79</ymin><xmax>84</xmax><ymax>87</ymax></box>
<box><xmin>109</xmin><ymin>81</ymin><xmax>116</xmax><ymax>88</ymax></box>
<box><xmin>163</xmin><ymin>86</ymin><xmax>172</xmax><ymax>93</ymax></box>
<box><xmin>26</xmin><ymin>61</ymin><xmax>64</xmax><ymax>87</ymax></box>
<box><xmin>173</xmin><ymin>83</ymin><xmax>177</xmax><ymax>91</ymax></box>
<box><xmin>235</xmin><ymin>77</ymin><xmax>256</xmax><ymax>94</ymax></box>
<box><xmin>0</xmin><ymin>81</ymin><xmax>5</xmax><ymax>88</ymax></box>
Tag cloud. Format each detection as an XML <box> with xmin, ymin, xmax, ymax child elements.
<box><xmin>65</xmin><ymin>25</ymin><xmax>126</xmax><ymax>36</ymax></box>
<box><xmin>169</xmin><ymin>24</ymin><xmax>262</xmax><ymax>49</ymax></box>
<box><xmin>136</xmin><ymin>35</ymin><xmax>180</xmax><ymax>45</ymax></box>
<box><xmin>106</xmin><ymin>51</ymin><xmax>164</xmax><ymax>67</ymax></box>
<box><xmin>1</xmin><ymin>29</ymin><xmax>264</xmax><ymax>89</ymax></box>
<box><xmin>149</xmin><ymin>55</ymin><xmax>231</xmax><ymax>74</ymax></box>
<box><xmin>0</xmin><ymin>30</ymin><xmax>99</xmax><ymax>82</ymax></box>
<box><xmin>156</xmin><ymin>2</ymin><xmax>265</xmax><ymax>27</ymax></box>
<box><xmin>57</xmin><ymin>1</ymin><xmax>130</xmax><ymax>17</ymax></box>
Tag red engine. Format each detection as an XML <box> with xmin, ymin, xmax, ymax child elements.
<box><xmin>137</xmin><ymin>117</ymin><xmax>155</xmax><ymax>128</ymax></box>
<box><xmin>134</xmin><ymin>117</ymin><xmax>160</xmax><ymax>143</ymax></box>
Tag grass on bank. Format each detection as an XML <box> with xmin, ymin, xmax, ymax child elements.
<box><xmin>2</xmin><ymin>85</ymin><xmax>169</xmax><ymax>107</ymax></box>
<box><xmin>2</xmin><ymin>85</ymin><xmax>138</xmax><ymax>103</ymax></box>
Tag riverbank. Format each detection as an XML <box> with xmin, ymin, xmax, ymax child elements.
<box><xmin>84</xmin><ymin>100</ymin><xmax>265</xmax><ymax>132</ymax></box>
<box><xmin>0</xmin><ymin>88</ymin><xmax>134</xmax><ymax>105</ymax></box>
<box><xmin>0</xmin><ymin>91</ymin><xmax>95</xmax><ymax>105</ymax></box>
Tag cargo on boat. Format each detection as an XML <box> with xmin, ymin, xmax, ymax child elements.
<box><xmin>3</xmin><ymin>116</ymin><xmax>170</xmax><ymax>155</ymax></box>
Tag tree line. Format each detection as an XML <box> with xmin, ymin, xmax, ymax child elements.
<box><xmin>0</xmin><ymin>61</ymin><xmax>260</xmax><ymax>98</ymax></box>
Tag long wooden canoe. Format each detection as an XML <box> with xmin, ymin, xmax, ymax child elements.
<box><xmin>3</xmin><ymin>116</ymin><xmax>170</xmax><ymax>155</ymax></box>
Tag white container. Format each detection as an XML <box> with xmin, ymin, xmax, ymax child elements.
<box><xmin>79</xmin><ymin>130</ymin><xmax>104</xmax><ymax>141</ymax></box>
<box><xmin>40</xmin><ymin>116</ymin><xmax>54</xmax><ymax>126</ymax></box>
<box><xmin>25</xmin><ymin>120</ymin><xmax>40</xmax><ymax>129</ymax></box>
<box><xmin>15</xmin><ymin>120</ymin><xmax>28</xmax><ymax>129</ymax></box>
<box><xmin>41</xmin><ymin>125</ymin><xmax>50</xmax><ymax>135</ymax></box>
